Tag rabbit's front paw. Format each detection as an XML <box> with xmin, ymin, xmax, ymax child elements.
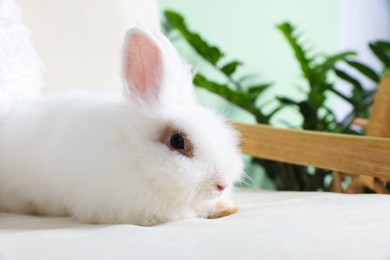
<box><xmin>207</xmin><ymin>202</ymin><xmax>237</xmax><ymax>219</ymax></box>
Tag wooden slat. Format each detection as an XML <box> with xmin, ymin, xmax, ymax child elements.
<box><xmin>367</xmin><ymin>72</ymin><xmax>390</xmax><ymax>138</ymax></box>
<box><xmin>234</xmin><ymin>122</ymin><xmax>390</xmax><ymax>179</ymax></box>
<box><xmin>347</xmin><ymin>73</ymin><xmax>390</xmax><ymax>192</ymax></box>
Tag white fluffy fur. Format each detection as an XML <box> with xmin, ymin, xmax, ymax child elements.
<box><xmin>0</xmin><ymin>0</ymin><xmax>43</xmax><ymax>116</ymax></box>
<box><xmin>0</xmin><ymin>19</ymin><xmax>243</xmax><ymax>226</ymax></box>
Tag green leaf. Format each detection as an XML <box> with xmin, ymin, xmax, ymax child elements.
<box><xmin>328</xmin><ymin>87</ymin><xmax>353</xmax><ymax>104</ymax></box>
<box><xmin>369</xmin><ymin>42</ymin><xmax>390</xmax><ymax>68</ymax></box>
<box><xmin>312</xmin><ymin>92</ymin><xmax>326</xmax><ymax>109</ymax></box>
<box><xmin>350</xmin><ymin>88</ymin><xmax>365</xmax><ymax>105</ymax></box>
<box><xmin>247</xmin><ymin>83</ymin><xmax>272</xmax><ymax>101</ymax></box>
<box><xmin>278</xmin><ymin>98</ymin><xmax>318</xmax><ymax>130</ymax></box>
<box><xmin>220</xmin><ymin>61</ymin><xmax>242</xmax><ymax>76</ymax></box>
<box><xmin>193</xmin><ymin>74</ymin><xmax>267</xmax><ymax>123</ymax></box>
<box><xmin>376</xmin><ymin>41</ymin><xmax>390</xmax><ymax>50</ymax></box>
<box><xmin>298</xmin><ymin>101</ymin><xmax>318</xmax><ymax>130</ymax></box>
<box><xmin>334</xmin><ymin>68</ymin><xmax>364</xmax><ymax>91</ymax></box>
<box><xmin>164</xmin><ymin>10</ymin><xmax>224</xmax><ymax>65</ymax></box>
<box><xmin>193</xmin><ymin>74</ymin><xmax>243</xmax><ymax>103</ymax></box>
<box><xmin>277</xmin><ymin>22</ymin><xmax>314</xmax><ymax>85</ymax></box>
<box><xmin>346</xmin><ymin>60</ymin><xmax>380</xmax><ymax>83</ymax></box>
<box><xmin>318</xmin><ymin>51</ymin><xmax>355</xmax><ymax>77</ymax></box>
<box><xmin>277</xmin><ymin>97</ymin><xmax>299</xmax><ymax>106</ymax></box>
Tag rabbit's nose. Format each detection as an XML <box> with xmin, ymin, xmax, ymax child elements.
<box><xmin>216</xmin><ymin>183</ymin><xmax>226</xmax><ymax>192</ymax></box>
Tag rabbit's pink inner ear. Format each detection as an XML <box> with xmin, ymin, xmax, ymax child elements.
<box><xmin>123</xmin><ymin>31</ymin><xmax>162</xmax><ymax>101</ymax></box>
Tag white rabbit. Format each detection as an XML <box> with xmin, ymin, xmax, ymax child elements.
<box><xmin>0</xmin><ymin>27</ymin><xmax>244</xmax><ymax>226</ymax></box>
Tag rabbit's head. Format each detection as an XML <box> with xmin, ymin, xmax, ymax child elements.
<box><xmin>121</xmin><ymin>28</ymin><xmax>244</xmax><ymax>203</ymax></box>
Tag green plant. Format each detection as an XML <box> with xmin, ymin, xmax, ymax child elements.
<box><xmin>163</xmin><ymin>10</ymin><xmax>276</xmax><ymax>124</ymax></box>
<box><xmin>163</xmin><ymin>10</ymin><xmax>390</xmax><ymax>191</ymax></box>
<box><xmin>276</xmin><ymin>22</ymin><xmax>355</xmax><ymax>133</ymax></box>
<box><xmin>335</xmin><ymin>41</ymin><xmax>390</xmax><ymax>129</ymax></box>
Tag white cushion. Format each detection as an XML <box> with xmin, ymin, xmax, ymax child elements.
<box><xmin>1</xmin><ymin>190</ymin><xmax>390</xmax><ymax>259</ymax></box>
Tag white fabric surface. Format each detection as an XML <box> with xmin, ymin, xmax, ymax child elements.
<box><xmin>1</xmin><ymin>190</ymin><xmax>390</xmax><ymax>260</ymax></box>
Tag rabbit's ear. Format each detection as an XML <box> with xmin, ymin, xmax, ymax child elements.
<box><xmin>122</xmin><ymin>27</ymin><xmax>195</xmax><ymax>106</ymax></box>
<box><xmin>122</xmin><ymin>28</ymin><xmax>163</xmax><ymax>103</ymax></box>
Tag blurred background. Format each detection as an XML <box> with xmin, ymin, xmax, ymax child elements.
<box><xmin>158</xmin><ymin>0</ymin><xmax>390</xmax><ymax>190</ymax></box>
<box><xmin>159</xmin><ymin>0</ymin><xmax>390</xmax><ymax>124</ymax></box>
<box><xmin>160</xmin><ymin>0</ymin><xmax>340</xmax><ymax>126</ymax></box>
<box><xmin>16</xmin><ymin>0</ymin><xmax>390</xmax><ymax>191</ymax></box>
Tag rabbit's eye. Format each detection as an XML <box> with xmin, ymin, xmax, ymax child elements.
<box><xmin>160</xmin><ymin>125</ymin><xmax>194</xmax><ymax>157</ymax></box>
<box><xmin>170</xmin><ymin>133</ymin><xmax>185</xmax><ymax>150</ymax></box>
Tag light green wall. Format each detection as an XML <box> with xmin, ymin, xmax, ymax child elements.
<box><xmin>159</xmin><ymin>0</ymin><xmax>340</xmax><ymax>126</ymax></box>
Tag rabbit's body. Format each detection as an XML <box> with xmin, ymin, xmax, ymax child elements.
<box><xmin>0</xmin><ymin>27</ymin><xmax>244</xmax><ymax>226</ymax></box>
<box><xmin>0</xmin><ymin>91</ymin><xmax>242</xmax><ymax>225</ymax></box>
